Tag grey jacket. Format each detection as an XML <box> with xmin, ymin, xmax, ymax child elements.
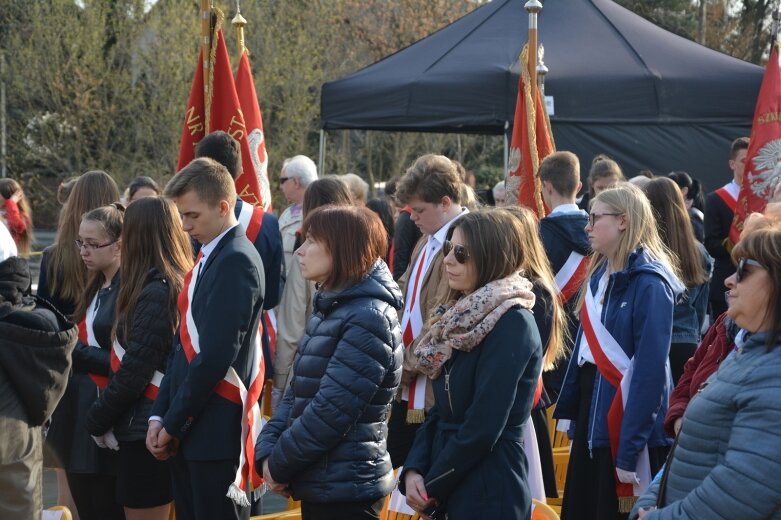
<box><xmin>632</xmin><ymin>331</ymin><xmax>781</xmax><ymax>519</ymax></box>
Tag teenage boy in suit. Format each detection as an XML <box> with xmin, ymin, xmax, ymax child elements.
<box><xmin>147</xmin><ymin>158</ymin><xmax>265</xmax><ymax>520</ymax></box>
<box><xmin>705</xmin><ymin>136</ymin><xmax>748</xmax><ymax>318</ymax></box>
<box><xmin>537</xmin><ymin>151</ymin><xmax>591</xmax><ymax>399</ymax></box>
<box><xmin>195</xmin><ymin>131</ymin><xmax>283</xmax><ymax>379</ymax></box>
<box><xmin>387</xmin><ymin>154</ymin><xmax>467</xmax><ymax>468</ymax></box>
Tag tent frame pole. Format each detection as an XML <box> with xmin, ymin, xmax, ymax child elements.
<box><xmin>503</xmin><ymin>121</ymin><xmax>509</xmax><ymax>179</ymax></box>
<box><xmin>318</xmin><ymin>130</ymin><xmax>326</xmax><ymax>175</ymax></box>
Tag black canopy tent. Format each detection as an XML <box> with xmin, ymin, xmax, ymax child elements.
<box><xmin>320</xmin><ymin>0</ymin><xmax>764</xmax><ymax>190</ymax></box>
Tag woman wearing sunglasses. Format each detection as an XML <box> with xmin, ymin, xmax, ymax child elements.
<box><xmin>632</xmin><ymin>219</ymin><xmax>781</xmax><ymax>519</ymax></box>
<box><xmin>554</xmin><ymin>184</ymin><xmax>684</xmax><ymax>520</ymax></box>
<box><xmin>400</xmin><ymin>210</ymin><xmax>543</xmax><ymax>519</ymax></box>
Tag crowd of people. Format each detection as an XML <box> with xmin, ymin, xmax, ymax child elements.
<box><xmin>1</xmin><ymin>131</ymin><xmax>781</xmax><ymax>520</ymax></box>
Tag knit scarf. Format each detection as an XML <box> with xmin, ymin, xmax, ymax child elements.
<box><xmin>414</xmin><ymin>272</ymin><xmax>536</xmax><ymax>379</ymax></box>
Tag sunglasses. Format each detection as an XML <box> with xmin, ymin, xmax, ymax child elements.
<box><xmin>736</xmin><ymin>257</ymin><xmax>765</xmax><ymax>283</ymax></box>
<box><xmin>443</xmin><ymin>240</ymin><xmax>470</xmax><ymax>264</ymax></box>
<box><xmin>279</xmin><ymin>176</ymin><xmax>291</xmax><ymax>185</ymax></box>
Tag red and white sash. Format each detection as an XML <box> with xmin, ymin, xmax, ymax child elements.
<box><xmin>399</xmin><ymin>247</ymin><xmax>429</xmax><ymax>422</ymax></box>
<box><xmin>237</xmin><ymin>200</ymin><xmax>264</xmax><ymax>243</ymax></box>
<box><xmin>554</xmin><ymin>251</ymin><xmax>589</xmax><ymax>304</ymax></box>
<box><xmin>79</xmin><ymin>293</ymin><xmax>109</xmax><ymax>390</ymax></box>
<box><xmin>177</xmin><ymin>252</ymin><xmax>266</xmax><ymax>505</ymax></box>
<box><xmin>239</xmin><ymin>200</ymin><xmax>278</xmax><ymax>361</ymax></box>
<box><xmin>715</xmin><ymin>183</ymin><xmax>738</xmax><ymax>213</ymax></box>
<box><xmin>580</xmin><ymin>283</ymin><xmax>652</xmax><ymax>506</ymax></box>
<box><xmin>110</xmin><ymin>339</ymin><xmax>163</xmax><ymax>400</ymax></box>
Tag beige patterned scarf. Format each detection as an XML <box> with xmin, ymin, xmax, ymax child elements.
<box><xmin>414</xmin><ymin>272</ymin><xmax>536</xmax><ymax>379</ymax></box>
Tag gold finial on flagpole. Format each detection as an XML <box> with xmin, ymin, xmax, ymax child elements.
<box><xmin>232</xmin><ymin>0</ymin><xmax>248</xmax><ymax>56</ymax></box>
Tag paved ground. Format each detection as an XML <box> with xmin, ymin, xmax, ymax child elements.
<box><xmin>35</xmin><ymin>230</ymin><xmax>287</xmax><ymax>515</ymax></box>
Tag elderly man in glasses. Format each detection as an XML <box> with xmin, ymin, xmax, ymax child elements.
<box><xmin>278</xmin><ymin>155</ymin><xmax>318</xmax><ymax>275</ymax></box>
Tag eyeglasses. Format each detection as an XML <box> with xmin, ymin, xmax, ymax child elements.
<box><xmin>279</xmin><ymin>177</ymin><xmax>291</xmax><ymax>185</ymax></box>
<box><xmin>588</xmin><ymin>212</ymin><xmax>622</xmax><ymax>226</ymax></box>
<box><xmin>443</xmin><ymin>240</ymin><xmax>470</xmax><ymax>264</ymax></box>
<box><xmin>74</xmin><ymin>239</ymin><xmax>116</xmax><ymax>252</ymax></box>
<box><xmin>736</xmin><ymin>257</ymin><xmax>765</xmax><ymax>283</ymax></box>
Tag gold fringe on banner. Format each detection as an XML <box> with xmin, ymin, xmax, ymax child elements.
<box><xmin>618</xmin><ymin>495</ymin><xmax>638</xmax><ymax>514</ymax></box>
<box><xmin>519</xmin><ymin>44</ymin><xmax>546</xmax><ymax>218</ymax></box>
<box><xmin>405</xmin><ymin>409</ymin><xmax>425</xmax><ymax>424</ymax></box>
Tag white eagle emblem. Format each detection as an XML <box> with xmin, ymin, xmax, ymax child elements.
<box><xmin>248</xmin><ymin>129</ymin><xmax>272</xmax><ymax>210</ymax></box>
<box><xmin>749</xmin><ymin>138</ymin><xmax>781</xmax><ymax>198</ymax></box>
<box><xmin>508</xmin><ymin>147</ymin><xmax>522</xmax><ymax>175</ymax></box>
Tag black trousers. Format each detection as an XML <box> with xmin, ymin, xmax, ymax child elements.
<box><xmin>669</xmin><ymin>342</ymin><xmax>698</xmax><ymax>386</ymax></box>
<box><xmin>301</xmin><ymin>497</ymin><xmax>385</xmax><ymax>520</ymax></box>
<box><xmin>387</xmin><ymin>400</ymin><xmax>422</xmax><ymax>468</ymax></box>
<box><xmin>168</xmin><ymin>456</ymin><xmax>249</xmax><ymax>520</ymax></box>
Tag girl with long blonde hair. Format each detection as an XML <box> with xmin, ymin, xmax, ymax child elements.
<box><xmin>555</xmin><ymin>184</ymin><xmax>684</xmax><ymax>520</ymax></box>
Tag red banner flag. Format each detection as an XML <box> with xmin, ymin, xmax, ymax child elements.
<box><xmin>506</xmin><ymin>44</ymin><xmax>554</xmax><ymax>217</ymax></box>
<box><xmin>236</xmin><ymin>50</ymin><xmax>272</xmax><ymax>211</ymax></box>
<box><xmin>731</xmin><ymin>43</ymin><xmax>781</xmax><ymax>243</ymax></box>
<box><xmin>176</xmin><ymin>12</ymin><xmax>264</xmax><ymax>208</ymax></box>
<box><xmin>177</xmin><ymin>46</ymin><xmax>206</xmax><ymax>171</ymax></box>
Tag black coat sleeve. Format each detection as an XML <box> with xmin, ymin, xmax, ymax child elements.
<box><xmin>704</xmin><ymin>193</ymin><xmax>731</xmax><ymax>261</ymax></box>
<box><xmin>259</xmin><ymin>214</ymin><xmax>284</xmax><ymax>309</ymax></box>
<box><xmin>85</xmin><ymin>280</ymin><xmax>174</xmax><ymax>435</ymax></box>
<box><xmin>72</xmin><ymin>341</ymin><xmax>111</xmax><ymax>375</ymax></box>
<box><xmin>392</xmin><ymin>212</ymin><xmax>422</xmax><ymax>280</ymax></box>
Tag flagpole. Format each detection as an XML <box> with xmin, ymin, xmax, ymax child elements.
<box><xmin>232</xmin><ymin>1</ymin><xmax>248</xmax><ymax>57</ymax></box>
<box><xmin>525</xmin><ymin>1</ymin><xmax>542</xmax><ymax>93</ymax></box>
<box><xmin>201</xmin><ymin>0</ymin><xmax>212</xmax><ymax>129</ymax></box>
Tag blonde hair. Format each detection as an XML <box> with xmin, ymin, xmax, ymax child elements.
<box><xmin>577</xmin><ymin>184</ymin><xmax>680</xmax><ymax>311</ymax></box>
<box><xmin>501</xmin><ymin>206</ymin><xmax>568</xmax><ymax>370</ymax></box>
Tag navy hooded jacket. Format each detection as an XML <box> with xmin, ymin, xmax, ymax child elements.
<box><xmin>554</xmin><ymin>248</ymin><xmax>684</xmax><ymax>471</ymax></box>
<box><xmin>539</xmin><ymin>209</ymin><xmax>591</xmax><ymax>397</ymax></box>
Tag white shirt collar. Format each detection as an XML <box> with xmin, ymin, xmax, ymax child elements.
<box><xmin>549</xmin><ymin>203</ymin><xmax>587</xmax><ymax>217</ymax></box>
<box><xmin>199</xmin><ymin>222</ymin><xmax>238</xmax><ymax>264</ymax></box>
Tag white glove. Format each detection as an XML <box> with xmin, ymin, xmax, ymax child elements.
<box><xmin>271</xmin><ymin>387</ymin><xmax>284</xmax><ymax>413</ymax></box>
<box><xmin>91</xmin><ymin>434</ymin><xmax>108</xmax><ymax>449</ymax></box>
<box><xmin>103</xmin><ymin>429</ymin><xmax>120</xmax><ymax>451</ymax></box>
<box><xmin>616</xmin><ymin>467</ymin><xmax>640</xmax><ymax>485</ymax></box>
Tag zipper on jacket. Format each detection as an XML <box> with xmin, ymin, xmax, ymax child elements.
<box><xmin>426</xmin><ymin>468</ymin><xmax>455</xmax><ymax>486</ymax></box>
<box><xmin>588</xmin><ymin>276</ymin><xmax>614</xmax><ymax>460</ymax></box>
<box><xmin>444</xmin><ymin>365</ymin><xmax>454</xmax><ymax>416</ymax></box>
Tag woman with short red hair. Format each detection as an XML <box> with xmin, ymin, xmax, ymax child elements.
<box><xmin>256</xmin><ymin>205</ymin><xmax>404</xmax><ymax>520</ymax></box>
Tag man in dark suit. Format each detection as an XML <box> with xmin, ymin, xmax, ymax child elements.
<box><xmin>147</xmin><ymin>158</ymin><xmax>265</xmax><ymax>520</ymax></box>
<box><xmin>195</xmin><ymin>131</ymin><xmax>283</xmax><ymax>380</ymax></box>
<box><xmin>704</xmin><ymin>137</ymin><xmax>748</xmax><ymax>318</ymax></box>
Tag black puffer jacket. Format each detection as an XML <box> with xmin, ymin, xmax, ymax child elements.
<box><xmin>256</xmin><ymin>260</ymin><xmax>403</xmax><ymax>503</ymax></box>
<box><xmin>86</xmin><ymin>269</ymin><xmax>176</xmax><ymax>441</ymax></box>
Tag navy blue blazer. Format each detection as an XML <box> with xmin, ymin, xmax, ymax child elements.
<box><xmin>235</xmin><ymin>199</ymin><xmax>283</xmax><ymax>310</ymax></box>
<box><xmin>152</xmin><ymin>225</ymin><xmax>265</xmax><ymax>461</ymax></box>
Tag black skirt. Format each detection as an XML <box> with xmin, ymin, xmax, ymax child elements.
<box><xmin>561</xmin><ymin>364</ymin><xmax>668</xmax><ymax>520</ymax></box>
